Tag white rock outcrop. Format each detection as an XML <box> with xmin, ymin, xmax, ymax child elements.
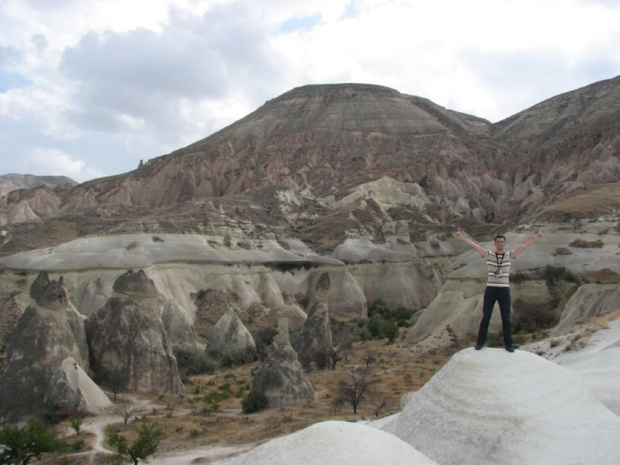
<box><xmin>45</xmin><ymin>357</ymin><xmax>111</xmax><ymax>413</ymax></box>
<box><xmin>382</xmin><ymin>348</ymin><xmax>620</xmax><ymax>465</ymax></box>
<box><xmin>217</xmin><ymin>420</ymin><xmax>438</xmax><ymax>465</ymax></box>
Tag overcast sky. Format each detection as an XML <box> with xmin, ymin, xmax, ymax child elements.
<box><xmin>1</xmin><ymin>0</ymin><xmax>619</xmax><ymax>183</ymax></box>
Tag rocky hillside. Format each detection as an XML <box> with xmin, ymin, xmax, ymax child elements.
<box><xmin>0</xmin><ymin>173</ymin><xmax>77</xmax><ymax>198</ymax></box>
<box><xmin>0</xmin><ymin>77</ymin><xmax>618</xmax><ymax>252</ymax></box>
<box><xmin>0</xmin><ymin>77</ymin><xmax>618</xmax><ymax>424</ymax></box>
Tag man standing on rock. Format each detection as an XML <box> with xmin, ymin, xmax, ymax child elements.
<box><xmin>454</xmin><ymin>230</ymin><xmax>543</xmax><ymax>352</ymax></box>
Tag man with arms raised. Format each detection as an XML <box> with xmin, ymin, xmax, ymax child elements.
<box><xmin>454</xmin><ymin>230</ymin><xmax>543</xmax><ymax>352</ymax></box>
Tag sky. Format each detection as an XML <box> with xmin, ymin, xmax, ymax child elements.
<box><xmin>1</xmin><ymin>0</ymin><xmax>619</xmax><ymax>183</ymax></box>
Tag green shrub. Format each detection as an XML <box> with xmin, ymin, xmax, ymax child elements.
<box><xmin>381</xmin><ymin>320</ymin><xmax>400</xmax><ymax>344</ymax></box>
<box><xmin>219</xmin><ymin>347</ymin><xmax>258</xmax><ymax>368</ymax></box>
<box><xmin>0</xmin><ymin>419</ymin><xmax>67</xmax><ymax>464</ymax></box>
<box><xmin>174</xmin><ymin>348</ymin><xmax>215</xmax><ymax>376</ymax></box>
<box><xmin>367</xmin><ymin>318</ymin><xmax>383</xmax><ymax>339</ymax></box>
<box><xmin>242</xmin><ymin>391</ymin><xmax>269</xmax><ymax>414</ymax></box>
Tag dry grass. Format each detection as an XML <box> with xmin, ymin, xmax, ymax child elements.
<box><xmin>531</xmin><ymin>182</ymin><xmax>620</xmax><ymax>221</ymax></box>
<box><xmin>45</xmin><ymin>333</ymin><xmax>456</xmax><ymax>464</ymax></box>
<box><xmin>65</xmin><ymin>337</ymin><xmax>451</xmax><ymax>464</ymax></box>
<box><xmin>153</xmin><ymin>337</ymin><xmax>454</xmax><ymax>454</ymax></box>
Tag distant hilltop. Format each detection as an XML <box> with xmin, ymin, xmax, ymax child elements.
<box><xmin>0</xmin><ymin>173</ymin><xmax>78</xmax><ymax>198</ymax></box>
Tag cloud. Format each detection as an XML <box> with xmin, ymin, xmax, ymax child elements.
<box><xmin>1</xmin><ymin>0</ymin><xmax>620</xmax><ymax>183</ymax></box>
<box><xmin>26</xmin><ymin>148</ymin><xmax>107</xmax><ymax>183</ymax></box>
<box><xmin>59</xmin><ymin>2</ymin><xmax>286</xmax><ymax>147</ymax></box>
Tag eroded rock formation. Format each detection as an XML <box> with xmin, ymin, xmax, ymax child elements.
<box><xmin>0</xmin><ymin>272</ymin><xmax>91</xmax><ymax>421</ymax></box>
<box><xmin>208</xmin><ymin>308</ymin><xmax>257</xmax><ymax>360</ymax></box>
<box><xmin>85</xmin><ymin>270</ymin><xmax>185</xmax><ymax>396</ymax></box>
<box><xmin>251</xmin><ymin>319</ymin><xmax>316</xmax><ymax>407</ymax></box>
<box><xmin>296</xmin><ymin>273</ymin><xmax>333</xmax><ymax>371</ymax></box>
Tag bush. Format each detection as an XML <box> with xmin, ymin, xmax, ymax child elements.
<box><xmin>382</xmin><ymin>320</ymin><xmax>400</xmax><ymax>344</ymax></box>
<box><xmin>174</xmin><ymin>348</ymin><xmax>215</xmax><ymax>376</ymax></box>
<box><xmin>105</xmin><ymin>421</ymin><xmax>163</xmax><ymax>465</ymax></box>
<box><xmin>0</xmin><ymin>419</ymin><xmax>67</xmax><ymax>464</ymax></box>
<box><xmin>219</xmin><ymin>347</ymin><xmax>258</xmax><ymax>368</ymax></box>
<box><xmin>569</xmin><ymin>238</ymin><xmax>604</xmax><ymax>248</ymax></box>
<box><xmin>255</xmin><ymin>328</ymin><xmax>278</xmax><ymax>359</ymax></box>
<box><xmin>367</xmin><ymin>318</ymin><xmax>383</xmax><ymax>339</ymax></box>
<box><xmin>541</xmin><ymin>266</ymin><xmax>580</xmax><ymax>285</ymax></box>
<box><xmin>242</xmin><ymin>391</ymin><xmax>269</xmax><ymax>414</ymax></box>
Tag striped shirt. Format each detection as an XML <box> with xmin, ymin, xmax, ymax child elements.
<box><xmin>485</xmin><ymin>250</ymin><xmax>515</xmax><ymax>287</ymax></box>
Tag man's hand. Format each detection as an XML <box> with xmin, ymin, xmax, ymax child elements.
<box><xmin>536</xmin><ymin>231</ymin><xmax>544</xmax><ymax>239</ymax></box>
<box><xmin>454</xmin><ymin>230</ymin><xmax>463</xmax><ymax>239</ymax></box>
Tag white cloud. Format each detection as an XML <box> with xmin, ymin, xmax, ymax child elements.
<box><xmin>0</xmin><ymin>0</ymin><xmax>619</xmax><ymax>182</ymax></box>
<box><xmin>26</xmin><ymin>148</ymin><xmax>107</xmax><ymax>182</ymax></box>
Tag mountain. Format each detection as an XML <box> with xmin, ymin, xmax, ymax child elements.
<box><xmin>1</xmin><ymin>77</ymin><xmax>618</xmax><ymax>254</ymax></box>
<box><xmin>0</xmin><ymin>174</ymin><xmax>77</xmax><ymax>198</ymax></box>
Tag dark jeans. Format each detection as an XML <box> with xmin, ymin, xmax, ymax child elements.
<box><xmin>477</xmin><ymin>286</ymin><xmax>513</xmax><ymax>348</ymax></box>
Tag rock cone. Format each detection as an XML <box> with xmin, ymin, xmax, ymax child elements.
<box><xmin>86</xmin><ymin>270</ymin><xmax>185</xmax><ymax>396</ymax></box>
<box><xmin>251</xmin><ymin>322</ymin><xmax>315</xmax><ymax>407</ymax></box>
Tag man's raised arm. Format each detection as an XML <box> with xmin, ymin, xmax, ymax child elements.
<box><xmin>454</xmin><ymin>229</ymin><xmax>486</xmax><ymax>257</ymax></box>
<box><xmin>512</xmin><ymin>231</ymin><xmax>544</xmax><ymax>258</ymax></box>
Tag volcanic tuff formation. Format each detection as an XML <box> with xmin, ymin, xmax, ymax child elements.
<box><xmin>0</xmin><ymin>77</ymin><xmax>618</xmax><ymax>428</ymax></box>
<box><xmin>0</xmin><ymin>272</ymin><xmax>95</xmax><ymax>422</ymax></box>
<box><xmin>85</xmin><ymin>270</ymin><xmax>185</xmax><ymax>396</ymax></box>
<box><xmin>381</xmin><ymin>348</ymin><xmax>620</xmax><ymax>465</ymax></box>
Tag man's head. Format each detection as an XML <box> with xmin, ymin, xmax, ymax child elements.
<box><xmin>494</xmin><ymin>234</ymin><xmax>506</xmax><ymax>252</ymax></box>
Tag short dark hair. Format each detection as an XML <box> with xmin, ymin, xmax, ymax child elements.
<box><xmin>495</xmin><ymin>234</ymin><xmax>506</xmax><ymax>242</ymax></box>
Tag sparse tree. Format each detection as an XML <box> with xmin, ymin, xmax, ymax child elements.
<box><xmin>331</xmin><ymin>369</ymin><xmax>375</xmax><ymax>414</ymax></box>
<box><xmin>329</xmin><ymin>324</ymin><xmax>354</xmax><ymax>370</ymax></box>
<box><xmin>117</xmin><ymin>400</ymin><xmax>145</xmax><ymax>426</ymax></box>
<box><xmin>372</xmin><ymin>394</ymin><xmax>389</xmax><ymax>417</ymax></box>
<box><xmin>329</xmin><ymin>345</ymin><xmax>347</xmax><ymax>370</ymax></box>
<box><xmin>108</xmin><ymin>368</ymin><xmax>128</xmax><ymax>401</ymax></box>
<box><xmin>105</xmin><ymin>421</ymin><xmax>163</xmax><ymax>465</ymax></box>
<box><xmin>363</xmin><ymin>350</ymin><xmax>376</xmax><ymax>367</ymax></box>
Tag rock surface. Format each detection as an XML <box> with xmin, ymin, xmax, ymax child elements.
<box><xmin>382</xmin><ymin>348</ymin><xmax>620</xmax><ymax>465</ymax></box>
<box><xmin>162</xmin><ymin>299</ymin><xmax>201</xmax><ymax>351</ymax></box>
<box><xmin>217</xmin><ymin>421</ymin><xmax>438</xmax><ymax>465</ymax></box>
<box><xmin>45</xmin><ymin>356</ymin><xmax>111</xmax><ymax>413</ymax></box>
<box><xmin>85</xmin><ymin>270</ymin><xmax>185</xmax><ymax>396</ymax></box>
<box><xmin>251</xmin><ymin>326</ymin><xmax>316</xmax><ymax>407</ymax></box>
<box><xmin>208</xmin><ymin>308</ymin><xmax>257</xmax><ymax>359</ymax></box>
<box><xmin>0</xmin><ymin>173</ymin><xmax>77</xmax><ymax>198</ymax></box>
<box><xmin>0</xmin><ymin>272</ymin><xmax>89</xmax><ymax>421</ymax></box>
<box><xmin>296</xmin><ymin>273</ymin><xmax>332</xmax><ymax>370</ymax></box>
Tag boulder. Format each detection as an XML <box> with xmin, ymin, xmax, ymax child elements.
<box><xmin>85</xmin><ymin>270</ymin><xmax>185</xmax><ymax>396</ymax></box>
<box><xmin>208</xmin><ymin>309</ymin><xmax>257</xmax><ymax>360</ymax></box>
<box><xmin>112</xmin><ymin>269</ymin><xmax>158</xmax><ymax>298</ymax></box>
<box><xmin>251</xmin><ymin>321</ymin><xmax>316</xmax><ymax>407</ymax></box>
